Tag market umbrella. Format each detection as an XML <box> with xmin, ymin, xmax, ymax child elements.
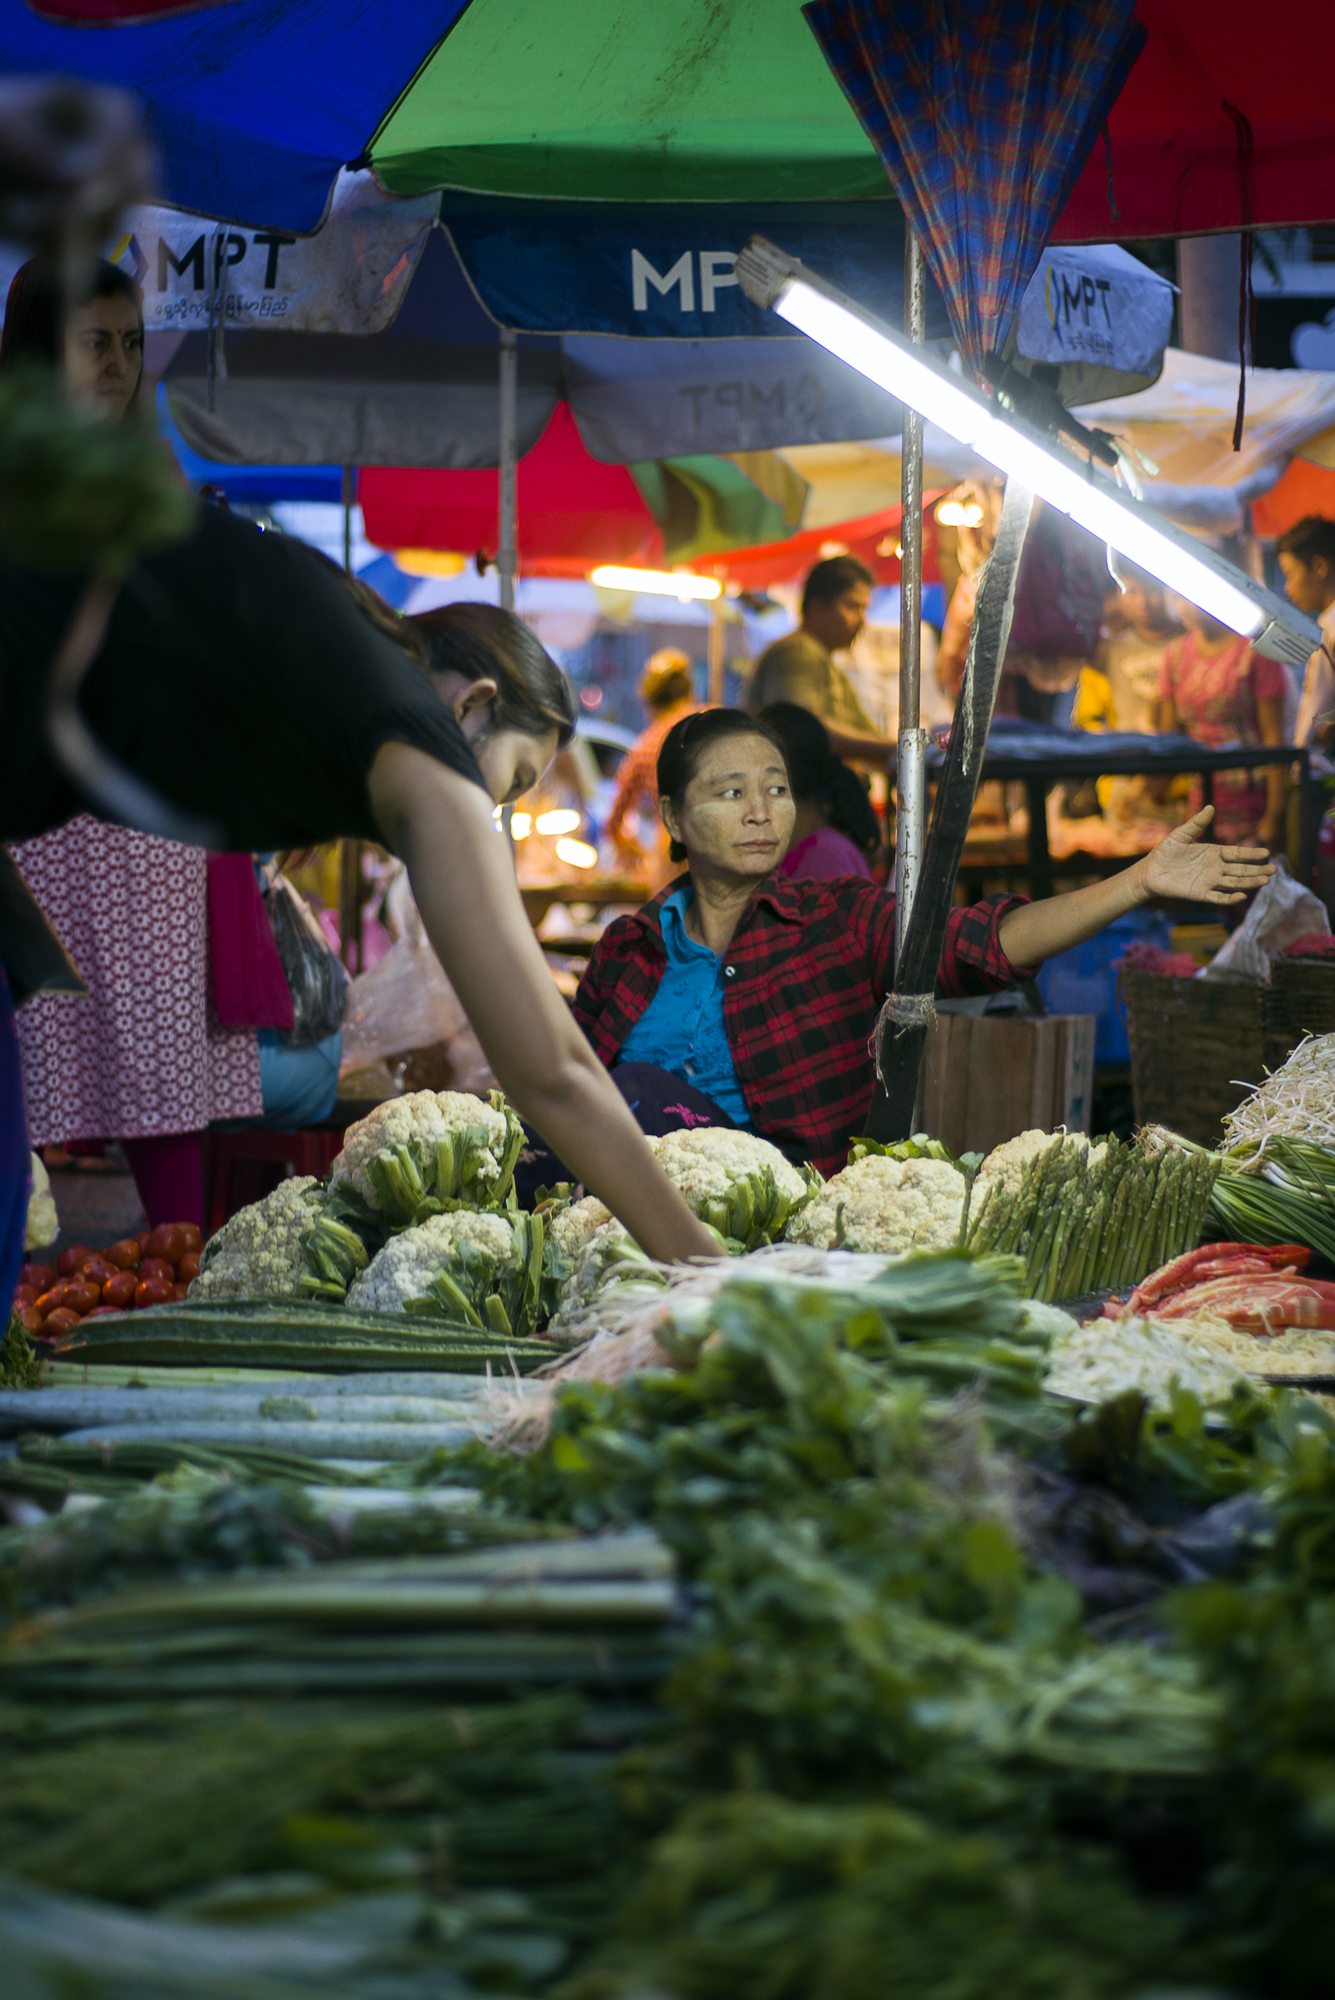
<box><xmin>157</xmin><ymin>224</ymin><xmax>916</xmax><ymax>471</ymax></box>
<box><xmin>805</xmin><ymin>0</ymin><xmax>1144</xmax><ymax>375</ymax></box>
<box><xmin>5</xmin><ymin>0</ymin><xmax>1335</xmax><ymax>238</ymax></box>
<box><xmin>359</xmin><ymin>406</ymin><xmax>661</xmax><ymax>576</ymax></box>
<box><xmin>358</xmin><ymin>404</ymin><xmax>810</xmax><ymax>576</ymax></box>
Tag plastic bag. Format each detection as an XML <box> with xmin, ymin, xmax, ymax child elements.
<box><xmin>1202</xmin><ymin>859</ymin><xmax>1332</xmax><ymax>984</ymax></box>
<box><xmin>338</xmin><ymin>934</ymin><xmax>497</xmax><ymax>1098</ymax></box>
<box><xmin>264</xmin><ymin>872</ymin><xmax>349</xmax><ymax>1045</ymax></box>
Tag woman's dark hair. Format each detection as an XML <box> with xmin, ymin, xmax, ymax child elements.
<box><xmin>0</xmin><ymin>255</ymin><xmax>145</xmax><ymax>414</ymax></box>
<box><xmin>409</xmin><ymin>603</ymin><xmax>575</xmax><ymax>748</ymax></box>
<box><xmin>656</xmin><ymin>706</ymin><xmax>786</xmax><ymax>864</ymax></box>
<box><xmin>760</xmin><ymin>701</ymin><xmax>880</xmax><ymax>858</ymax></box>
<box><xmin>1276</xmin><ymin>515</ymin><xmax>1335</xmax><ymax>568</ymax></box>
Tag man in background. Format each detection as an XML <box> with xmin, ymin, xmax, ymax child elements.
<box><xmin>743</xmin><ymin>554</ymin><xmax>892</xmax><ymax>764</ymax></box>
<box><xmin>1277</xmin><ymin>515</ymin><xmax>1335</xmax><ymax>767</ymax></box>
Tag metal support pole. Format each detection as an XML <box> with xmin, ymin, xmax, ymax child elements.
<box><xmin>341</xmin><ymin>464</ymin><xmax>353</xmax><ymax>572</ymax></box>
<box><xmin>206</xmin><ymin>226</ymin><xmax>226</xmax><ymax>414</ymax></box>
<box><xmin>339</xmin><ymin>836</ymin><xmax>362</xmax><ymax>974</ymax></box>
<box><xmin>498</xmin><ymin>326</ymin><xmax>518</xmax><ymax>613</ymax></box>
<box><xmin>894</xmin><ymin>230</ymin><xmax>929</xmax><ymax>966</ymax></box>
<box><xmin>708</xmin><ymin>592</ymin><xmax>726</xmax><ymax>704</ymax></box>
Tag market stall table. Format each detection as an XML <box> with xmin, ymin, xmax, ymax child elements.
<box><xmin>931</xmin><ymin>722</ymin><xmax>1318</xmax><ymax>901</ymax></box>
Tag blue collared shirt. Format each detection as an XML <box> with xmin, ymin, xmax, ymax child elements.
<box><xmin>615</xmin><ymin>886</ymin><xmax>752</xmax><ymax>1127</ymax></box>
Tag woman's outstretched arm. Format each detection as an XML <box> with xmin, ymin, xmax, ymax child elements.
<box><xmin>368</xmin><ymin>741</ymin><xmax>717</xmax><ymax>1265</ymax></box>
<box><xmin>996</xmin><ymin>806</ymin><xmax>1276</xmax><ymax>969</ymax></box>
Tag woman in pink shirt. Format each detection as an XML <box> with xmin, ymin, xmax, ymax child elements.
<box><xmin>761</xmin><ymin>702</ymin><xmax>881</xmax><ymax>881</ymax></box>
<box><xmin>1155</xmin><ymin>601</ymin><xmax>1289</xmax><ymax>849</ymax></box>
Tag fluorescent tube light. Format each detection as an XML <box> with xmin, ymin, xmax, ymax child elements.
<box><xmin>735</xmin><ymin>238</ymin><xmax>1319</xmax><ymax>667</ymax></box>
<box><xmin>591</xmin><ymin>565</ymin><xmax>722</xmax><ymax>601</ymax></box>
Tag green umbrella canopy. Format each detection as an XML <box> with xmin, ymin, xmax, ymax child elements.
<box><xmin>370</xmin><ymin>0</ymin><xmax>885</xmax><ymax>204</ymax></box>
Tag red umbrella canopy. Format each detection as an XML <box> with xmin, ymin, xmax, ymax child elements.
<box><xmin>712</xmin><ymin>501</ymin><xmax>941</xmax><ymax>594</ymax></box>
<box><xmin>1056</xmin><ymin>0</ymin><xmax>1335</xmax><ymax>242</ymax></box>
<box><xmin>358</xmin><ymin>405</ymin><xmax>662</xmax><ymax>575</ymax></box>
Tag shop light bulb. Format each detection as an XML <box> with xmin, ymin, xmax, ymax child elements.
<box><xmin>591</xmin><ymin>564</ymin><xmax>722</xmax><ymax>601</ymax></box>
<box><xmin>511</xmin><ymin>812</ymin><xmax>532</xmax><ymax>839</ymax></box>
<box><xmin>936</xmin><ymin>500</ymin><xmax>984</xmax><ymax>527</ymax></box>
<box><xmin>556</xmin><ymin>837</ymin><xmax>598</xmax><ymax>869</ymax></box>
<box><xmin>536</xmin><ymin>809</ymin><xmax>581</xmax><ymax>837</ymax></box>
<box><xmin>734</xmin><ymin>239</ymin><xmax>1318</xmax><ymax>665</ymax></box>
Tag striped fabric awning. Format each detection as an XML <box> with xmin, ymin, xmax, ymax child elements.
<box><xmin>803</xmin><ymin>0</ymin><xmax>1145</xmax><ymax>372</ymax></box>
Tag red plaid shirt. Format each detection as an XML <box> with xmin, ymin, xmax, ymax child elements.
<box><xmin>573</xmin><ymin>873</ymin><xmax>1032</xmax><ymax>1175</ymax></box>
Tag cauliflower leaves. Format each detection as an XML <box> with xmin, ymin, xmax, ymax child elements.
<box><xmin>347</xmin><ymin>1207</ymin><xmax>544</xmax><ymax>1336</ymax></box>
<box><xmin>329</xmin><ymin>1089</ymin><xmax>523</xmax><ymax>1221</ymax></box>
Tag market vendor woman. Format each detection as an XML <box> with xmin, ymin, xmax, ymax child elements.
<box><xmin>574</xmin><ymin>708</ymin><xmax>1275</xmax><ymax>1175</ymax></box>
<box><xmin>0</xmin><ymin>502</ymin><xmax>723</xmax><ymax>1306</ymax></box>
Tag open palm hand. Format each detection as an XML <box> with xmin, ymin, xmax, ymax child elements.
<box><xmin>1140</xmin><ymin>806</ymin><xmax>1277</xmax><ymax>905</ymax></box>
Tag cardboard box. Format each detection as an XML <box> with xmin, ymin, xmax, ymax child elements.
<box><xmin>913</xmin><ymin>1012</ymin><xmax>1096</xmax><ymax>1156</ymax></box>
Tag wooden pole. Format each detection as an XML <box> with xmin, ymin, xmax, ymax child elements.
<box><xmin>894</xmin><ymin>230</ymin><xmax>928</xmax><ymax>967</ymax></box>
<box><xmin>864</xmin><ymin>479</ymin><xmax>1035</xmax><ymax>1141</ymax></box>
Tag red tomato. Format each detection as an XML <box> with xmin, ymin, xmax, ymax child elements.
<box><xmin>19</xmin><ymin>1261</ymin><xmax>55</xmax><ymax>1291</ymax></box>
<box><xmin>101</xmin><ymin>1270</ymin><xmax>138</xmax><ymax>1309</ymax></box>
<box><xmin>35</xmin><ymin>1285</ymin><xmax>75</xmax><ymax>1319</ymax></box>
<box><xmin>105</xmin><ymin>1239</ymin><xmax>142</xmax><ymax>1271</ymax></box>
<box><xmin>83</xmin><ymin>1306</ymin><xmax>123</xmax><ymax>1319</ymax></box>
<box><xmin>57</xmin><ymin>1243</ymin><xmax>94</xmax><ymax>1278</ymax></box>
<box><xmin>79</xmin><ymin>1256</ymin><xmax>118</xmax><ymax>1287</ymax></box>
<box><xmin>172</xmin><ymin>1282</ymin><xmax>190</xmax><ymax>1301</ymax></box>
<box><xmin>43</xmin><ymin>1307</ymin><xmax>81</xmax><ymax>1336</ymax></box>
<box><xmin>134</xmin><ymin>1277</ymin><xmax>174</xmax><ymax>1309</ymax></box>
<box><xmin>12</xmin><ymin>1284</ymin><xmax>37</xmax><ymax>1308</ymax></box>
<box><xmin>19</xmin><ymin>1305</ymin><xmax>45</xmax><ymax>1336</ymax></box>
<box><xmin>61</xmin><ymin>1282</ymin><xmax>101</xmax><ymax>1317</ymax></box>
<box><xmin>178</xmin><ymin>1224</ymin><xmax>203</xmax><ymax>1254</ymax></box>
<box><xmin>146</xmin><ymin>1224</ymin><xmax>189</xmax><ymax>1264</ymax></box>
<box><xmin>135</xmin><ymin>1232</ymin><xmax>152</xmax><ymax>1254</ymax></box>
<box><xmin>177</xmin><ymin>1250</ymin><xmax>201</xmax><ymax>1284</ymax></box>
<box><xmin>139</xmin><ymin>1258</ymin><xmax>175</xmax><ymax>1284</ymax></box>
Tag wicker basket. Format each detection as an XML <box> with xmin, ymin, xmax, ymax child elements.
<box><xmin>1262</xmin><ymin>956</ymin><xmax>1335</xmax><ymax>1045</ymax></box>
<box><xmin>1123</xmin><ymin>970</ymin><xmax>1295</xmax><ymax>1148</ymax></box>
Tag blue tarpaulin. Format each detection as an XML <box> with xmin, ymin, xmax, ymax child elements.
<box><xmin>0</xmin><ymin>1</ymin><xmax>463</xmax><ymax>233</ymax></box>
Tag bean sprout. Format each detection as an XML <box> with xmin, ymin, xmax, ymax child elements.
<box><xmin>1224</xmin><ymin>1034</ymin><xmax>1335</xmax><ymax>1153</ymax></box>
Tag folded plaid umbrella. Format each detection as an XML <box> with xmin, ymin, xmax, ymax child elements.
<box><xmin>803</xmin><ymin>0</ymin><xmax>1145</xmax><ymax>372</ymax></box>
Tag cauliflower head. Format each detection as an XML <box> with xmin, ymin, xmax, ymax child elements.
<box><xmin>329</xmin><ymin>1089</ymin><xmax>517</xmax><ymax>1217</ymax></box>
<box><xmin>347</xmin><ymin>1207</ymin><xmax>542</xmax><ymax>1335</ymax></box>
<box><xmin>785</xmin><ymin>1154</ymin><xmax>965</xmax><ymax>1255</ymax></box>
<box><xmin>189</xmin><ymin>1177</ymin><xmax>324</xmax><ymax>1300</ymax></box>
<box><xmin>647</xmin><ymin>1128</ymin><xmax>815</xmax><ymax>1249</ymax></box>
<box><xmin>545</xmin><ymin>1196</ymin><xmax>613</xmax><ymax>1266</ymax></box>
<box><xmin>974</xmin><ymin>1129</ymin><xmax>1104</xmax><ymax>1200</ymax></box>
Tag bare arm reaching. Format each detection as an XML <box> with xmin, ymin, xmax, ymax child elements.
<box><xmin>996</xmin><ymin>806</ymin><xmax>1276</xmax><ymax>968</ymax></box>
<box><xmin>368</xmin><ymin>741</ymin><xmax>717</xmax><ymax>1265</ymax></box>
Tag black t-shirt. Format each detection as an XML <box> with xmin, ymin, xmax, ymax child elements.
<box><xmin>0</xmin><ymin>505</ymin><xmax>486</xmax><ymax>851</ymax></box>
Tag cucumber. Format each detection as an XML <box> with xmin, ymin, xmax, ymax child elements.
<box><xmin>51</xmin><ymin>1306</ymin><xmax>557</xmax><ymax>1375</ymax></box>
